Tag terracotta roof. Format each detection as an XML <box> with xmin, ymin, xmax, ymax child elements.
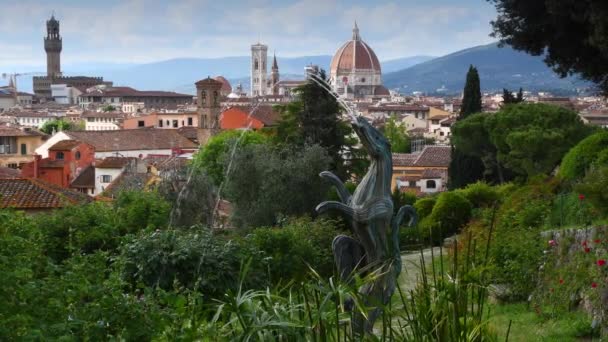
<box><xmin>0</xmin><ymin>127</ymin><xmax>46</xmax><ymax>137</ymax></box>
<box><xmin>0</xmin><ymin>167</ymin><xmax>21</xmax><ymax>179</ymax></box>
<box><xmin>6</xmin><ymin>111</ymin><xmax>57</xmax><ymax>118</ymax></box>
<box><xmin>374</xmin><ymin>86</ymin><xmax>390</xmax><ymax>96</ymax></box>
<box><xmin>81</xmin><ymin>111</ymin><xmax>125</xmax><ymax>118</ymax></box>
<box><xmin>95</xmin><ymin>157</ymin><xmax>137</xmax><ymax>169</ymax></box>
<box><xmin>0</xmin><ymin>178</ymin><xmax>91</xmax><ymax>209</ymax></box>
<box><xmin>70</xmin><ymin>165</ymin><xmax>95</xmax><ymax>188</ymax></box>
<box><xmin>393</xmin><ymin>146</ymin><xmax>451</xmax><ymax>167</ymax></box>
<box><xmin>40</xmin><ymin>159</ymin><xmax>64</xmax><ymax>168</ymax></box>
<box><xmin>176</xmin><ymin>126</ymin><xmax>199</xmax><ymax>142</ymax></box>
<box><xmin>48</xmin><ymin>140</ymin><xmax>82</xmax><ymax>151</ymax></box>
<box><xmin>101</xmin><ymin>172</ymin><xmax>152</xmax><ymax>198</ymax></box>
<box><xmin>421</xmin><ymin>169</ymin><xmax>446</xmax><ymax>179</ymax></box>
<box><xmin>330</xmin><ymin>25</ymin><xmax>381</xmax><ymax>73</ymax></box>
<box><xmin>81</xmin><ymin>87</ymin><xmax>191</xmax><ymax>98</ymax></box>
<box><xmin>65</xmin><ymin>128</ymin><xmax>198</xmax><ymax>152</ymax></box>
<box><xmin>370</xmin><ymin>105</ymin><xmax>429</xmax><ymax>112</ymax></box>
<box><xmin>223</xmin><ymin>105</ymin><xmax>281</xmax><ymax>126</ymax></box>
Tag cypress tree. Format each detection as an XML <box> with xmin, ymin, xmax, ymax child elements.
<box><xmin>449</xmin><ymin>65</ymin><xmax>485</xmax><ymax>189</ymax></box>
<box><xmin>459</xmin><ymin>65</ymin><xmax>482</xmax><ymax>118</ymax></box>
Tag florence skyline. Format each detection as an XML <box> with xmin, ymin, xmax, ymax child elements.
<box><xmin>0</xmin><ymin>0</ymin><xmax>497</xmax><ymax>69</ymax></box>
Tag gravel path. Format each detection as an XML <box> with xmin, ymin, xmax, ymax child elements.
<box><xmin>398</xmin><ymin>247</ymin><xmax>442</xmax><ymax>291</ymax></box>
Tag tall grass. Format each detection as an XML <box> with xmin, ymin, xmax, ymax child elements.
<box><xmin>160</xmin><ymin>224</ymin><xmax>502</xmax><ymax>341</ymax></box>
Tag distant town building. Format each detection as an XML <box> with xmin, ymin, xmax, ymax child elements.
<box><xmin>33</xmin><ymin>15</ymin><xmax>111</xmax><ymax>100</ymax></box>
<box><xmin>78</xmin><ymin>86</ymin><xmax>192</xmax><ymax>109</ymax></box>
<box><xmin>0</xmin><ymin>126</ymin><xmax>47</xmax><ymax>169</ymax></box>
<box><xmin>195</xmin><ymin>77</ymin><xmax>223</xmax><ymax>144</ymax></box>
<box><xmin>123</xmin><ymin>111</ymin><xmax>198</xmax><ymax>129</ymax></box>
<box><xmin>329</xmin><ymin>22</ymin><xmax>389</xmax><ymax>99</ymax></box>
<box><xmin>392</xmin><ymin>146</ymin><xmax>452</xmax><ymax>195</ymax></box>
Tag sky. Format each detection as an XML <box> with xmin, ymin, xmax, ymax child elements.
<box><xmin>0</xmin><ymin>0</ymin><xmax>498</xmax><ymax>69</ymax></box>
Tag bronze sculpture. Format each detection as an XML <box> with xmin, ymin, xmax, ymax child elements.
<box><xmin>317</xmin><ymin>115</ymin><xmax>417</xmax><ymax>333</ymax></box>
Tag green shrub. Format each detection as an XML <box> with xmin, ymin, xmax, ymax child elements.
<box><xmin>575</xmin><ymin>165</ymin><xmax>608</xmax><ymax>214</ymax></box>
<box><xmin>431</xmin><ymin>192</ymin><xmax>472</xmax><ymax>235</ymax></box>
<box><xmin>120</xmin><ymin>226</ymin><xmax>263</xmax><ymax>298</ymax></box>
<box><xmin>414</xmin><ymin>197</ymin><xmax>436</xmax><ymax>219</ymax></box>
<box><xmin>247</xmin><ymin>217</ymin><xmax>340</xmax><ymax>282</ymax></box>
<box><xmin>560</xmin><ymin>131</ymin><xmax>608</xmax><ymax>181</ymax></box>
<box><xmin>459</xmin><ymin>181</ymin><xmax>499</xmax><ymax>208</ymax></box>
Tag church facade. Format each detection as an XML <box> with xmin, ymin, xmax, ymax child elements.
<box><xmin>329</xmin><ymin>23</ymin><xmax>389</xmax><ymax>99</ymax></box>
<box><xmin>33</xmin><ymin>16</ymin><xmax>110</xmax><ymax>100</ymax></box>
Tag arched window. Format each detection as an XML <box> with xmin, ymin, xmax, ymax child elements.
<box><xmin>254</xmin><ymin>59</ymin><xmax>259</xmax><ymax>70</ymax></box>
<box><xmin>75</xmin><ymin>151</ymin><xmax>81</xmax><ymax>160</ymax></box>
<box><xmin>56</xmin><ymin>151</ymin><xmax>64</xmax><ymax>160</ymax></box>
<box><xmin>200</xmin><ymin>90</ymin><xmax>207</xmax><ymax>105</ymax></box>
<box><xmin>213</xmin><ymin>91</ymin><xmax>219</xmax><ymax>105</ymax></box>
<box><xmin>426</xmin><ymin>180</ymin><xmax>437</xmax><ymax>189</ymax></box>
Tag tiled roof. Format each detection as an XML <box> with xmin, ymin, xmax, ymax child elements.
<box><xmin>81</xmin><ymin>111</ymin><xmax>125</xmax><ymax>118</ymax></box>
<box><xmin>176</xmin><ymin>126</ymin><xmax>199</xmax><ymax>142</ymax></box>
<box><xmin>5</xmin><ymin>111</ymin><xmax>56</xmax><ymax>118</ymax></box>
<box><xmin>370</xmin><ymin>105</ymin><xmax>429</xmax><ymax>112</ymax></box>
<box><xmin>101</xmin><ymin>172</ymin><xmax>152</xmax><ymax>198</ymax></box>
<box><xmin>49</xmin><ymin>140</ymin><xmax>82</xmax><ymax>151</ymax></box>
<box><xmin>95</xmin><ymin>157</ymin><xmax>137</xmax><ymax>169</ymax></box>
<box><xmin>0</xmin><ymin>178</ymin><xmax>91</xmax><ymax>209</ymax></box>
<box><xmin>40</xmin><ymin>159</ymin><xmax>64</xmax><ymax>168</ymax></box>
<box><xmin>70</xmin><ymin>165</ymin><xmax>95</xmax><ymax>188</ymax></box>
<box><xmin>65</xmin><ymin>128</ymin><xmax>198</xmax><ymax>152</ymax></box>
<box><xmin>421</xmin><ymin>169</ymin><xmax>446</xmax><ymax>179</ymax></box>
<box><xmin>0</xmin><ymin>127</ymin><xmax>46</xmax><ymax>137</ymax></box>
<box><xmin>81</xmin><ymin>87</ymin><xmax>191</xmax><ymax>98</ymax></box>
<box><xmin>225</xmin><ymin>105</ymin><xmax>281</xmax><ymax>126</ymax></box>
<box><xmin>393</xmin><ymin>146</ymin><xmax>451</xmax><ymax>167</ymax></box>
<box><xmin>0</xmin><ymin>167</ymin><xmax>21</xmax><ymax>179</ymax></box>
<box><xmin>195</xmin><ymin>77</ymin><xmax>224</xmax><ymax>88</ymax></box>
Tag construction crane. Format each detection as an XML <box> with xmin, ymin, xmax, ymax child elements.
<box><xmin>1</xmin><ymin>72</ymin><xmax>45</xmax><ymax>105</ymax></box>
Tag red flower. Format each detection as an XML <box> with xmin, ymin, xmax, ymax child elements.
<box><xmin>559</xmin><ymin>279</ymin><xmax>564</xmax><ymax>284</ymax></box>
<box><xmin>594</xmin><ymin>239</ymin><xmax>601</xmax><ymax>244</ymax></box>
<box><xmin>548</xmin><ymin>240</ymin><xmax>557</xmax><ymax>246</ymax></box>
<box><xmin>592</xmin><ymin>282</ymin><xmax>598</xmax><ymax>288</ymax></box>
<box><xmin>585</xmin><ymin>247</ymin><xmax>591</xmax><ymax>253</ymax></box>
<box><xmin>598</xmin><ymin>259</ymin><xmax>606</xmax><ymax>267</ymax></box>
<box><xmin>582</xmin><ymin>240</ymin><xmax>588</xmax><ymax>247</ymax></box>
<box><xmin>579</xmin><ymin>194</ymin><xmax>585</xmax><ymax>201</ymax></box>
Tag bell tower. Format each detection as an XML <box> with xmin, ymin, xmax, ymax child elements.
<box><xmin>250</xmin><ymin>43</ymin><xmax>268</xmax><ymax>96</ymax></box>
<box><xmin>271</xmin><ymin>52</ymin><xmax>280</xmax><ymax>96</ymax></box>
<box><xmin>195</xmin><ymin>77</ymin><xmax>223</xmax><ymax>144</ymax></box>
<box><xmin>44</xmin><ymin>15</ymin><xmax>62</xmax><ymax>78</ymax></box>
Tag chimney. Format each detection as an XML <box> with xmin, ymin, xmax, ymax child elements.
<box><xmin>33</xmin><ymin>154</ymin><xmax>41</xmax><ymax>179</ymax></box>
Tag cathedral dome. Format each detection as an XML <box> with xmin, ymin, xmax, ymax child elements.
<box><xmin>330</xmin><ymin>23</ymin><xmax>381</xmax><ymax>74</ymax></box>
<box><xmin>214</xmin><ymin>76</ymin><xmax>232</xmax><ymax>96</ymax></box>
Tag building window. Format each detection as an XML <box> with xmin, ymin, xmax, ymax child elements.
<box><xmin>75</xmin><ymin>151</ymin><xmax>81</xmax><ymax>160</ymax></box>
<box><xmin>166</xmin><ymin>120</ymin><xmax>170</xmax><ymax>126</ymax></box>
<box><xmin>254</xmin><ymin>58</ymin><xmax>259</xmax><ymax>70</ymax></box>
<box><xmin>158</xmin><ymin>120</ymin><xmax>163</xmax><ymax>127</ymax></box>
<box><xmin>7</xmin><ymin>163</ymin><xmax>18</xmax><ymax>169</ymax></box>
<box><xmin>188</xmin><ymin>117</ymin><xmax>193</xmax><ymax>126</ymax></box>
<box><xmin>426</xmin><ymin>180</ymin><xmax>437</xmax><ymax>189</ymax></box>
<box><xmin>56</xmin><ymin>151</ymin><xmax>64</xmax><ymax>160</ymax></box>
<box><xmin>20</xmin><ymin>144</ymin><xmax>26</xmax><ymax>155</ymax></box>
<box><xmin>172</xmin><ymin>120</ymin><xmax>178</xmax><ymax>128</ymax></box>
<box><xmin>408</xmin><ymin>181</ymin><xmax>416</xmax><ymax>187</ymax></box>
<box><xmin>101</xmin><ymin>175</ymin><xmax>112</xmax><ymax>183</ymax></box>
<box><xmin>138</xmin><ymin>120</ymin><xmax>145</xmax><ymax>127</ymax></box>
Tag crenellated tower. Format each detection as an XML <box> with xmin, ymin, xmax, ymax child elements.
<box><xmin>44</xmin><ymin>15</ymin><xmax>62</xmax><ymax>78</ymax></box>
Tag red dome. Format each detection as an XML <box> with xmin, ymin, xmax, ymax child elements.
<box><xmin>330</xmin><ymin>23</ymin><xmax>381</xmax><ymax>74</ymax></box>
<box><xmin>214</xmin><ymin>76</ymin><xmax>232</xmax><ymax>95</ymax></box>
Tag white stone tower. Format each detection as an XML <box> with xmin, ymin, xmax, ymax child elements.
<box><xmin>251</xmin><ymin>43</ymin><xmax>268</xmax><ymax>97</ymax></box>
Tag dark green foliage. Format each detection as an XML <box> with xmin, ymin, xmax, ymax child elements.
<box><xmin>560</xmin><ymin>131</ymin><xmax>608</xmax><ymax>181</ymax></box>
<box><xmin>224</xmin><ymin>144</ymin><xmax>331</xmax><ymax>229</ymax></box>
<box><xmin>41</xmin><ymin>191</ymin><xmax>170</xmax><ymax>262</ymax></box>
<box><xmin>460</xmin><ymin>65</ymin><xmax>482</xmax><ymax>119</ymax></box>
<box><xmin>450</xmin><ymin>65</ymin><xmax>486</xmax><ymax>188</ymax></box>
<box><xmin>246</xmin><ymin>217</ymin><xmax>339</xmax><ymax>282</ymax></box>
<box><xmin>454</xmin><ymin>103</ymin><xmax>592</xmax><ymax>182</ymax></box>
<box><xmin>502</xmin><ymin>88</ymin><xmax>524</xmax><ymax>104</ymax></box>
<box><xmin>275</xmin><ymin>69</ymin><xmax>360</xmax><ymax>179</ymax></box>
<box><xmin>382</xmin><ymin>116</ymin><xmax>410</xmax><ymax>153</ymax></box>
<box><xmin>120</xmin><ymin>227</ymin><xmax>260</xmax><ymax>297</ymax></box>
<box><xmin>488</xmin><ymin>0</ymin><xmax>608</xmax><ymax>94</ymax></box>
<box><xmin>192</xmin><ymin>129</ymin><xmax>268</xmax><ymax>186</ymax></box>
<box><xmin>40</xmin><ymin>118</ymin><xmax>74</xmax><ymax>134</ymax></box>
<box><xmin>448</xmin><ymin>147</ymin><xmax>486</xmax><ymax>189</ymax></box>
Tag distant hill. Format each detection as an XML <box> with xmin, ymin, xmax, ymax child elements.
<box><xmin>8</xmin><ymin>55</ymin><xmax>431</xmax><ymax>95</ymax></box>
<box><xmin>383</xmin><ymin>43</ymin><xmax>590</xmax><ymax>95</ymax></box>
